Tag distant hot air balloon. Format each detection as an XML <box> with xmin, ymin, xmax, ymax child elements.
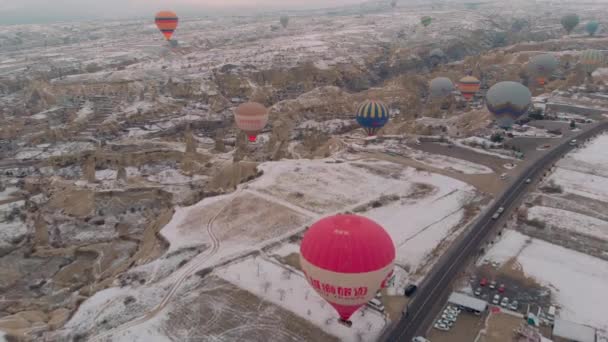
<box><xmin>486</xmin><ymin>81</ymin><xmax>532</xmax><ymax>129</ymax></box>
<box><xmin>300</xmin><ymin>214</ymin><xmax>395</xmax><ymax>325</ymax></box>
<box><xmin>561</xmin><ymin>14</ymin><xmax>580</xmax><ymax>34</ymax></box>
<box><xmin>586</xmin><ymin>21</ymin><xmax>600</xmax><ymax>36</ymax></box>
<box><xmin>429</xmin><ymin>77</ymin><xmax>455</xmax><ymax>99</ymax></box>
<box><xmin>234</xmin><ymin>102</ymin><xmax>269</xmax><ymax>142</ymax></box>
<box><xmin>356</xmin><ymin>100</ymin><xmax>390</xmax><ymax>136</ymax></box>
<box><xmin>391</xmin><ymin>0</ymin><xmax>397</xmax><ymax>8</ymax></box>
<box><xmin>580</xmin><ymin>49</ymin><xmax>606</xmax><ymax>75</ymax></box>
<box><xmin>458</xmin><ymin>76</ymin><xmax>481</xmax><ymax>101</ymax></box>
<box><xmin>280</xmin><ymin>15</ymin><xmax>289</xmax><ymax>28</ymax></box>
<box><xmin>421</xmin><ymin>16</ymin><xmax>433</xmax><ymax>27</ymax></box>
<box><xmin>527</xmin><ymin>54</ymin><xmax>558</xmax><ymax>86</ymax></box>
<box><xmin>155</xmin><ymin>10</ymin><xmax>179</xmax><ymax>41</ymax></box>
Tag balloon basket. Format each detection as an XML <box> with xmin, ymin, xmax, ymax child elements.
<box><xmin>247</xmin><ymin>135</ymin><xmax>257</xmax><ymax>143</ymax></box>
<box><xmin>338</xmin><ymin>318</ymin><xmax>353</xmax><ymax>328</ymax></box>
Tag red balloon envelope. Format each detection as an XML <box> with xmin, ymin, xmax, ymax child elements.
<box><xmin>300</xmin><ymin>214</ymin><xmax>396</xmax><ymax>322</ymax></box>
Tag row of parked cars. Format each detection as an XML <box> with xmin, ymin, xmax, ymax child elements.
<box><xmin>492</xmin><ymin>294</ymin><xmax>519</xmax><ymax>311</ymax></box>
<box><xmin>434</xmin><ymin>305</ymin><xmax>461</xmax><ymax>331</ymax></box>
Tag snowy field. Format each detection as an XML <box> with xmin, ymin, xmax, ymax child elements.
<box><xmin>483</xmin><ymin>230</ymin><xmax>608</xmax><ymax>332</ymax></box>
<box><xmin>527</xmin><ymin>206</ymin><xmax>608</xmax><ymax>241</ymax></box>
<box><xmin>59</xmin><ymin>157</ymin><xmax>483</xmax><ymax>341</ymax></box>
<box><xmin>546</xmin><ymin>168</ymin><xmax>608</xmax><ymax>203</ymax></box>
<box><xmin>408</xmin><ymin>150</ymin><xmax>493</xmax><ymax>175</ymax></box>
<box><xmin>216</xmin><ymin>256</ymin><xmax>387</xmax><ymax>342</ymax></box>
<box><xmin>556</xmin><ymin>133</ymin><xmax>608</xmax><ymax>178</ymax></box>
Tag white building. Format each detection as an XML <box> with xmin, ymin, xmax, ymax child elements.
<box><xmin>552</xmin><ymin>318</ymin><xmax>596</xmax><ymax>342</ymax></box>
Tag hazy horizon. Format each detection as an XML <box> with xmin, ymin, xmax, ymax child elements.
<box><xmin>0</xmin><ymin>0</ymin><xmax>373</xmax><ymax>25</ymax></box>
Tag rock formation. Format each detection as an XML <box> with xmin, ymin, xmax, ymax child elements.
<box><xmin>116</xmin><ymin>167</ymin><xmax>127</xmax><ymax>182</ymax></box>
<box><xmin>82</xmin><ymin>156</ymin><xmax>96</xmax><ymax>183</ymax></box>
<box><xmin>214</xmin><ymin>128</ymin><xmax>226</xmax><ymax>152</ymax></box>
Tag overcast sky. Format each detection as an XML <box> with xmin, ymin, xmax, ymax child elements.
<box><xmin>0</xmin><ymin>0</ymin><xmax>371</xmax><ymax>24</ymax></box>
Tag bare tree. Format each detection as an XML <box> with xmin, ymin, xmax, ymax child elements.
<box><xmin>262</xmin><ymin>281</ymin><xmax>271</xmax><ymax>294</ymax></box>
<box><xmin>278</xmin><ymin>289</ymin><xmax>286</xmax><ymax>301</ymax></box>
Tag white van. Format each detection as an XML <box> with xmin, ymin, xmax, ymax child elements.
<box><xmin>367</xmin><ymin>298</ymin><xmax>385</xmax><ymax>312</ymax></box>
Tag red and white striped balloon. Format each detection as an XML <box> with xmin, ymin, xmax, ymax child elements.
<box><xmin>300</xmin><ymin>214</ymin><xmax>395</xmax><ymax>322</ymax></box>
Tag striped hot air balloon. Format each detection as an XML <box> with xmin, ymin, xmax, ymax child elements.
<box><xmin>580</xmin><ymin>49</ymin><xmax>606</xmax><ymax>75</ymax></box>
<box><xmin>356</xmin><ymin>100</ymin><xmax>389</xmax><ymax>136</ymax></box>
<box><xmin>234</xmin><ymin>102</ymin><xmax>269</xmax><ymax>142</ymax></box>
<box><xmin>300</xmin><ymin>214</ymin><xmax>395</xmax><ymax>325</ymax></box>
<box><xmin>458</xmin><ymin>76</ymin><xmax>481</xmax><ymax>101</ymax></box>
<box><xmin>155</xmin><ymin>10</ymin><xmax>179</xmax><ymax>41</ymax></box>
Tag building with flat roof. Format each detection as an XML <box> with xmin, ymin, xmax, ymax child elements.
<box><xmin>552</xmin><ymin>318</ymin><xmax>596</xmax><ymax>342</ymax></box>
<box><xmin>447</xmin><ymin>292</ymin><xmax>488</xmax><ymax>314</ymax></box>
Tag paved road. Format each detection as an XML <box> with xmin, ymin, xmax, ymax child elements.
<box><xmin>382</xmin><ymin>121</ymin><xmax>608</xmax><ymax>342</ymax></box>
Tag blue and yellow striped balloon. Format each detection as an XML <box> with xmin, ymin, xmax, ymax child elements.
<box><xmin>356</xmin><ymin>100</ymin><xmax>390</xmax><ymax>136</ymax></box>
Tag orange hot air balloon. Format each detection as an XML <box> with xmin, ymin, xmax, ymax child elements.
<box><xmin>458</xmin><ymin>75</ymin><xmax>481</xmax><ymax>101</ymax></box>
<box><xmin>155</xmin><ymin>11</ymin><xmax>179</xmax><ymax>41</ymax></box>
<box><xmin>300</xmin><ymin>214</ymin><xmax>396</xmax><ymax>326</ymax></box>
<box><xmin>234</xmin><ymin>102</ymin><xmax>269</xmax><ymax>142</ymax></box>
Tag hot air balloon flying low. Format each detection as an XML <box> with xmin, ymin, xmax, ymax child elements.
<box><xmin>586</xmin><ymin>21</ymin><xmax>600</xmax><ymax>36</ymax></box>
<box><xmin>234</xmin><ymin>102</ymin><xmax>269</xmax><ymax>142</ymax></box>
<box><xmin>458</xmin><ymin>76</ymin><xmax>481</xmax><ymax>101</ymax></box>
<box><xmin>429</xmin><ymin>77</ymin><xmax>455</xmax><ymax>99</ymax></box>
<box><xmin>580</xmin><ymin>49</ymin><xmax>606</xmax><ymax>76</ymax></box>
<box><xmin>421</xmin><ymin>16</ymin><xmax>433</xmax><ymax>27</ymax></box>
<box><xmin>527</xmin><ymin>54</ymin><xmax>558</xmax><ymax>86</ymax></box>
<box><xmin>280</xmin><ymin>15</ymin><xmax>289</xmax><ymax>28</ymax></box>
<box><xmin>155</xmin><ymin>11</ymin><xmax>178</xmax><ymax>41</ymax></box>
<box><xmin>356</xmin><ymin>100</ymin><xmax>390</xmax><ymax>136</ymax></box>
<box><xmin>486</xmin><ymin>81</ymin><xmax>532</xmax><ymax>129</ymax></box>
<box><xmin>300</xmin><ymin>214</ymin><xmax>396</xmax><ymax>326</ymax></box>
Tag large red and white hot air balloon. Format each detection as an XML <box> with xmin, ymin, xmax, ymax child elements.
<box><xmin>234</xmin><ymin>102</ymin><xmax>269</xmax><ymax>142</ymax></box>
<box><xmin>300</xmin><ymin>214</ymin><xmax>395</xmax><ymax>325</ymax></box>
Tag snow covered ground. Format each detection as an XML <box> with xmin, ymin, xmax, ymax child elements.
<box><xmin>483</xmin><ymin>230</ymin><xmax>608</xmax><ymax>332</ymax></box>
<box><xmin>548</xmin><ymin>164</ymin><xmax>608</xmax><ymax>203</ymax></box>
<box><xmin>216</xmin><ymin>256</ymin><xmax>387</xmax><ymax>342</ymax></box>
<box><xmin>527</xmin><ymin>206</ymin><xmax>608</xmax><ymax>241</ymax></box>
<box><xmin>557</xmin><ymin>133</ymin><xmax>608</xmax><ymax>178</ymax></box>
<box><xmin>408</xmin><ymin>150</ymin><xmax>493</xmax><ymax>174</ymax></box>
<box><xmin>14</xmin><ymin>142</ymin><xmax>96</xmax><ymax>160</ymax></box>
<box><xmin>61</xmin><ymin>157</ymin><xmax>483</xmax><ymax>341</ymax></box>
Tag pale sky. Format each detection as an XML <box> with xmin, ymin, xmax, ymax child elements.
<box><xmin>0</xmin><ymin>0</ymin><xmax>372</xmax><ymax>24</ymax></box>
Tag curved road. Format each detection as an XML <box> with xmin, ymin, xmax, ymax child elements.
<box><xmin>383</xmin><ymin>121</ymin><xmax>608</xmax><ymax>342</ymax></box>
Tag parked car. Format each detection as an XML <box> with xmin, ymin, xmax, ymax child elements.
<box><xmin>497</xmin><ymin>207</ymin><xmax>505</xmax><ymax>214</ymax></box>
<box><xmin>491</xmin><ymin>213</ymin><xmax>500</xmax><ymax>220</ymax></box>
<box><xmin>412</xmin><ymin>337</ymin><xmax>430</xmax><ymax>342</ymax></box>
<box><xmin>525</xmin><ymin>178</ymin><xmax>532</xmax><ymax>184</ymax></box>
<box><xmin>509</xmin><ymin>300</ymin><xmax>519</xmax><ymax>311</ymax></box>
<box><xmin>474</xmin><ymin>287</ymin><xmax>482</xmax><ymax>296</ymax></box>
<box><xmin>480</xmin><ymin>278</ymin><xmax>487</xmax><ymax>287</ymax></box>
<box><xmin>500</xmin><ymin>173</ymin><xmax>508</xmax><ymax>180</ymax></box>
<box><xmin>489</xmin><ymin>280</ymin><xmax>497</xmax><ymax>289</ymax></box>
<box><xmin>501</xmin><ymin>297</ymin><xmax>509</xmax><ymax>308</ymax></box>
<box><xmin>498</xmin><ymin>284</ymin><xmax>505</xmax><ymax>293</ymax></box>
<box><xmin>492</xmin><ymin>294</ymin><xmax>500</xmax><ymax>305</ymax></box>
<box><xmin>404</xmin><ymin>284</ymin><xmax>418</xmax><ymax>297</ymax></box>
<box><xmin>441</xmin><ymin>314</ymin><xmax>457</xmax><ymax>322</ymax></box>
